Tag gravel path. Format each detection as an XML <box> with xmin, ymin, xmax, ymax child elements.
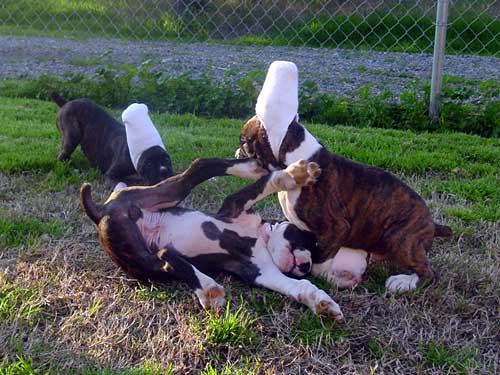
<box><xmin>1</xmin><ymin>34</ymin><xmax>499</xmax><ymax>98</ymax></box>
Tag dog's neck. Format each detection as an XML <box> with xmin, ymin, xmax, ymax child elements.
<box><xmin>277</xmin><ymin>121</ymin><xmax>322</xmax><ymax>166</ymax></box>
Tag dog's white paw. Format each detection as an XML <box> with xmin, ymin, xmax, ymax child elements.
<box><xmin>195</xmin><ymin>282</ymin><xmax>226</xmax><ymax>311</ymax></box>
<box><xmin>385</xmin><ymin>273</ymin><xmax>419</xmax><ymax>293</ymax></box>
<box><xmin>285</xmin><ymin>159</ymin><xmax>321</xmax><ymax>188</ymax></box>
<box><xmin>312</xmin><ymin>289</ymin><xmax>344</xmax><ymax>321</ymax></box>
<box><xmin>227</xmin><ymin>159</ymin><xmax>268</xmax><ymax>181</ymax></box>
<box><xmin>296</xmin><ymin>280</ymin><xmax>343</xmax><ymax>321</ymax></box>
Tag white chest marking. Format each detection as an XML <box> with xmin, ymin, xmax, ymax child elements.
<box><xmin>284</xmin><ymin>127</ymin><xmax>322</xmax><ymax>166</ymax></box>
<box><xmin>278</xmin><ymin>190</ymin><xmax>310</xmax><ymax>231</ymax></box>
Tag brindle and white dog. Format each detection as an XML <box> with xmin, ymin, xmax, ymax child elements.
<box><xmin>80</xmin><ymin>157</ymin><xmax>343</xmax><ymax>320</ymax></box>
<box><xmin>235</xmin><ymin>61</ymin><xmax>452</xmax><ymax>297</ymax></box>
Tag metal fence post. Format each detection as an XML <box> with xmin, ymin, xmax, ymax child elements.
<box><xmin>429</xmin><ymin>0</ymin><xmax>450</xmax><ymax>120</ymax></box>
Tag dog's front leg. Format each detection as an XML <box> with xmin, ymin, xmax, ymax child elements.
<box><xmin>249</xmin><ymin>241</ymin><xmax>343</xmax><ymax>320</ymax></box>
<box><xmin>218</xmin><ymin>159</ymin><xmax>321</xmax><ymax>219</ymax></box>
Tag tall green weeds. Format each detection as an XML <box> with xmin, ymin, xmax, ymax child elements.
<box><xmin>1</xmin><ymin>65</ymin><xmax>498</xmax><ymax>138</ymax></box>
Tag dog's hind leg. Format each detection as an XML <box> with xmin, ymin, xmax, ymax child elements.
<box><xmin>154</xmin><ymin>245</ymin><xmax>226</xmax><ymax>310</ymax></box>
<box><xmin>218</xmin><ymin>159</ymin><xmax>321</xmax><ymax>219</ymax></box>
<box><xmin>384</xmin><ymin>222</ymin><xmax>435</xmax><ymax>293</ymax></box>
<box><xmin>106</xmin><ymin>158</ymin><xmax>268</xmax><ymax>211</ymax></box>
<box><xmin>56</xmin><ymin>116</ymin><xmax>81</xmax><ymax>161</ymax></box>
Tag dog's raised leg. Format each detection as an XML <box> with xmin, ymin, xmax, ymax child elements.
<box><xmin>218</xmin><ymin>159</ymin><xmax>321</xmax><ymax>219</ymax></box>
<box><xmin>106</xmin><ymin>157</ymin><xmax>268</xmax><ymax>211</ymax></box>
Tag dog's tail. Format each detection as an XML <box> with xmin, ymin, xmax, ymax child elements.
<box><xmin>80</xmin><ymin>183</ymin><xmax>104</xmax><ymax>224</ymax></box>
<box><xmin>51</xmin><ymin>91</ymin><xmax>67</xmax><ymax>107</ymax></box>
<box><xmin>434</xmin><ymin>223</ymin><xmax>453</xmax><ymax>237</ymax></box>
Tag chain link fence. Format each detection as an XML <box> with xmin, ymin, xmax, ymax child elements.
<box><xmin>1</xmin><ymin>1</ymin><xmax>499</xmax><ymax>56</ymax></box>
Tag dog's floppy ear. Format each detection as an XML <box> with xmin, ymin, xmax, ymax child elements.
<box><xmin>255</xmin><ymin>61</ymin><xmax>299</xmax><ymax>159</ymax></box>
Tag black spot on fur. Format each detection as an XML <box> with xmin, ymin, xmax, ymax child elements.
<box><xmin>161</xmin><ymin>207</ymin><xmax>195</xmax><ymax>216</ymax></box>
<box><xmin>201</xmin><ymin>222</ymin><xmax>256</xmax><ymax>257</ymax></box>
<box><xmin>201</xmin><ymin>221</ymin><xmax>222</xmax><ymax>241</ymax></box>
<box><xmin>188</xmin><ymin>253</ymin><xmax>261</xmax><ymax>284</ymax></box>
<box><xmin>283</xmin><ymin>224</ymin><xmax>318</xmax><ymax>252</ymax></box>
<box><xmin>127</xmin><ymin>205</ymin><xmax>143</xmax><ymax>221</ymax></box>
<box><xmin>219</xmin><ymin>229</ymin><xmax>256</xmax><ymax>258</ymax></box>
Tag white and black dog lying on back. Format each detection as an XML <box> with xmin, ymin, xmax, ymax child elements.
<box><xmin>80</xmin><ymin>104</ymin><xmax>344</xmax><ymax>319</ymax></box>
<box><xmin>81</xmin><ymin>157</ymin><xmax>343</xmax><ymax>320</ymax></box>
<box><xmin>122</xmin><ymin>103</ymin><xmax>366</xmax><ymax>288</ymax></box>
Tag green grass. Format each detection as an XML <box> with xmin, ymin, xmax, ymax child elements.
<box><xmin>292</xmin><ymin>311</ymin><xmax>349</xmax><ymax>345</ymax></box>
<box><xmin>2</xmin><ymin>68</ymin><xmax>498</xmax><ymax>138</ymax></box>
<box><xmin>0</xmin><ymin>356</ymin><xmax>175</xmax><ymax>375</ymax></box>
<box><xmin>0</xmin><ymin>282</ymin><xmax>43</xmax><ymax>322</ymax></box>
<box><xmin>1</xmin><ymin>1</ymin><xmax>498</xmax><ymax>56</ymax></box>
<box><xmin>0</xmin><ymin>355</ymin><xmax>38</xmax><ymax>375</ymax></box>
<box><xmin>0</xmin><ymin>217</ymin><xmax>66</xmax><ymax>248</ymax></box>
<box><xmin>0</xmin><ymin>96</ymin><xmax>498</xmax><ymax>373</ymax></box>
<box><xmin>0</xmin><ymin>96</ymin><xmax>499</xmax><ymax>223</ymax></box>
<box><xmin>423</xmin><ymin>342</ymin><xmax>478</xmax><ymax>374</ymax></box>
<box><xmin>199</xmin><ymin>301</ymin><xmax>258</xmax><ymax>346</ymax></box>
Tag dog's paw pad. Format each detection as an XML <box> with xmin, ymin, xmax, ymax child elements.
<box><xmin>314</xmin><ymin>299</ymin><xmax>344</xmax><ymax>321</ymax></box>
<box><xmin>307</xmin><ymin>162</ymin><xmax>321</xmax><ymax>178</ymax></box>
<box><xmin>197</xmin><ymin>284</ymin><xmax>226</xmax><ymax>310</ymax></box>
<box><xmin>285</xmin><ymin>160</ymin><xmax>322</xmax><ymax>187</ymax></box>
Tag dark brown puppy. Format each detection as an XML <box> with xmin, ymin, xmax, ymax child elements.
<box><xmin>51</xmin><ymin>92</ymin><xmax>173</xmax><ymax>185</ymax></box>
<box><xmin>236</xmin><ymin>116</ymin><xmax>452</xmax><ymax>292</ymax></box>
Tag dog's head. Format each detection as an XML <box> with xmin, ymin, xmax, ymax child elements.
<box><xmin>122</xmin><ymin>103</ymin><xmax>173</xmax><ymax>185</ymax></box>
<box><xmin>136</xmin><ymin>145</ymin><xmax>174</xmax><ymax>185</ymax></box>
<box><xmin>264</xmin><ymin>221</ymin><xmax>318</xmax><ymax>278</ymax></box>
<box><xmin>235</xmin><ymin>61</ymin><xmax>321</xmax><ymax>170</ymax></box>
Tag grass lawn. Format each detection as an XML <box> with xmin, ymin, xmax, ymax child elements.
<box><xmin>0</xmin><ymin>96</ymin><xmax>498</xmax><ymax>374</ymax></box>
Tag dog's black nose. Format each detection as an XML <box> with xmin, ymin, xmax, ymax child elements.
<box><xmin>298</xmin><ymin>262</ymin><xmax>311</xmax><ymax>274</ymax></box>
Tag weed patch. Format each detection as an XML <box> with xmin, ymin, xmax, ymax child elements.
<box><xmin>0</xmin><ymin>216</ymin><xmax>66</xmax><ymax>248</ymax></box>
<box><xmin>423</xmin><ymin>342</ymin><xmax>478</xmax><ymax>374</ymax></box>
<box><xmin>1</xmin><ymin>67</ymin><xmax>499</xmax><ymax>138</ymax></box>
<box><xmin>0</xmin><ymin>281</ymin><xmax>43</xmax><ymax>322</ymax></box>
<box><xmin>292</xmin><ymin>311</ymin><xmax>349</xmax><ymax>345</ymax></box>
<box><xmin>198</xmin><ymin>302</ymin><xmax>259</xmax><ymax>346</ymax></box>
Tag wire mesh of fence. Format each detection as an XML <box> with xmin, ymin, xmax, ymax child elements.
<box><xmin>1</xmin><ymin>1</ymin><xmax>498</xmax><ymax>56</ymax></box>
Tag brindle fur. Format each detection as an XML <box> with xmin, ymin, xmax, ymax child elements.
<box><xmin>237</xmin><ymin>118</ymin><xmax>452</xmax><ymax>286</ymax></box>
<box><xmin>52</xmin><ymin>92</ymin><xmax>136</xmax><ymax>184</ymax></box>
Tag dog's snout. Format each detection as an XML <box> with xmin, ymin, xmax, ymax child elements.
<box><xmin>298</xmin><ymin>262</ymin><xmax>312</xmax><ymax>274</ymax></box>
